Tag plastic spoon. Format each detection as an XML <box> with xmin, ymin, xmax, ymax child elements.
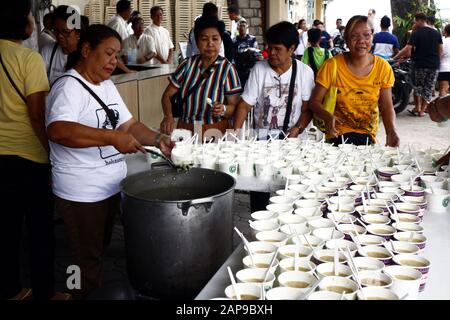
<box><xmin>227</xmin><ymin>266</ymin><xmax>240</xmax><ymax>300</ymax></box>
<box><xmin>340</xmin><ymin>247</ymin><xmax>366</xmax><ymax>300</ymax></box>
<box><xmin>262</xmin><ymin>247</ymin><xmax>279</xmax><ymax>284</ymax></box>
<box><xmin>301</xmin><ymin>277</ymin><xmax>324</xmax><ymax>300</ymax></box>
<box><xmin>334</xmin><ymin>245</ymin><xmax>339</xmax><ymax>276</ymax></box>
<box><xmin>234</xmin><ymin>227</ymin><xmax>255</xmax><ymax>266</ymax></box>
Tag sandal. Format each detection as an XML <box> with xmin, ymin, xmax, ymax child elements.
<box><xmin>407</xmin><ymin>109</ymin><xmax>419</xmax><ymax>116</ymax></box>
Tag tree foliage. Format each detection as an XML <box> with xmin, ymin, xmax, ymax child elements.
<box><xmin>390</xmin><ymin>0</ymin><xmax>444</xmax><ymax>47</ymax></box>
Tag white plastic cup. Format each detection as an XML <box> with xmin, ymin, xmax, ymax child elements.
<box><xmin>218</xmin><ymin>159</ymin><xmax>238</xmax><ymax>177</ymax></box>
<box><xmin>238</xmin><ymin>157</ymin><xmax>254</xmax><ymax>177</ymax></box>
<box><xmin>424</xmin><ymin>188</ymin><xmax>450</xmax><ymax>213</ymax></box>
<box><xmin>278</xmin><ymin>271</ymin><xmax>316</xmax><ymax>292</ymax></box>
<box><xmin>357</xmin><ymin>287</ymin><xmax>399</xmax><ymax>300</ymax></box>
<box><xmin>393</xmin><ymin>254</ymin><xmax>431</xmax><ymax>292</ymax></box>
<box><xmin>254</xmin><ymin>159</ymin><xmax>273</xmax><ymax>180</ymax></box>
<box><xmin>236</xmin><ymin>268</ymin><xmax>276</xmax><ymax>291</ymax></box>
<box><xmin>384</xmin><ymin>265</ymin><xmax>422</xmax><ymax>300</ymax></box>
<box><xmin>265</xmin><ymin>287</ymin><xmax>303</xmax><ymax>300</ymax></box>
<box><xmin>224</xmin><ymin>283</ymin><xmax>262</xmax><ymax>300</ymax></box>
<box><xmin>318</xmin><ymin>276</ymin><xmax>359</xmax><ymax>300</ymax></box>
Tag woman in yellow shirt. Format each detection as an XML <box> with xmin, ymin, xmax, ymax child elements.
<box><xmin>309</xmin><ymin>15</ymin><xmax>400</xmax><ymax>147</ymax></box>
<box><xmin>0</xmin><ymin>0</ymin><xmax>59</xmax><ymax>300</ymax></box>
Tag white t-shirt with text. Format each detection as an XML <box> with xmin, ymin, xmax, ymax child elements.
<box><xmin>45</xmin><ymin>69</ymin><xmax>133</xmax><ymax>202</ymax></box>
<box><xmin>241</xmin><ymin>60</ymin><xmax>315</xmax><ymax>130</ymax></box>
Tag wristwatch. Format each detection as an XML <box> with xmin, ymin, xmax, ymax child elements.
<box><xmin>220</xmin><ymin>105</ymin><xmax>227</xmax><ymax>117</ymax></box>
<box><xmin>293</xmin><ymin>125</ymin><xmax>304</xmax><ymax>132</ymax></box>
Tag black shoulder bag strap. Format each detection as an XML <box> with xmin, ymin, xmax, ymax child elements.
<box><xmin>282</xmin><ymin>58</ymin><xmax>297</xmax><ymax>134</ymax></box>
<box><xmin>52</xmin><ymin>75</ymin><xmax>118</xmax><ymax>129</ymax></box>
<box><xmin>0</xmin><ymin>53</ymin><xmax>27</xmax><ymax>104</ymax></box>
<box><xmin>47</xmin><ymin>42</ymin><xmax>58</xmax><ymax>78</ymax></box>
<box><xmin>308</xmin><ymin>47</ymin><xmax>318</xmax><ymax>77</ymax></box>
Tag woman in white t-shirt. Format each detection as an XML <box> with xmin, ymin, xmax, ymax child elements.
<box><xmin>46</xmin><ymin>25</ymin><xmax>173</xmax><ymax>299</ymax></box>
<box><xmin>121</xmin><ymin>17</ymin><xmax>156</xmax><ymax>64</ymax></box>
<box><xmin>233</xmin><ymin>22</ymin><xmax>315</xmax><ymax>214</ymax></box>
<box><xmin>438</xmin><ymin>24</ymin><xmax>450</xmax><ymax>97</ymax></box>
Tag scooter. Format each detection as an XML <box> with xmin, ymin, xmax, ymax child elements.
<box><xmin>388</xmin><ymin>59</ymin><xmax>413</xmax><ymax>114</ymax></box>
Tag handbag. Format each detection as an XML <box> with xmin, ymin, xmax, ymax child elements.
<box><xmin>313</xmin><ymin>57</ymin><xmax>337</xmax><ymax>132</ymax></box>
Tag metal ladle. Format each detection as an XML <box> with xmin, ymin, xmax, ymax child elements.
<box><xmin>144</xmin><ymin>146</ymin><xmax>177</xmax><ymax>168</ymax></box>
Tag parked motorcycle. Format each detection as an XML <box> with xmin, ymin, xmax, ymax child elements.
<box><xmin>388</xmin><ymin>59</ymin><xmax>413</xmax><ymax>114</ymax></box>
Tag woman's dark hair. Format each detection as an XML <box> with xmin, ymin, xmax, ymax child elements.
<box><xmin>266</xmin><ymin>21</ymin><xmax>299</xmax><ymax>50</ymax></box>
<box><xmin>116</xmin><ymin>0</ymin><xmax>131</xmax><ymax>14</ymax></box>
<box><xmin>344</xmin><ymin>15</ymin><xmax>369</xmax><ymax>44</ymax></box>
<box><xmin>444</xmin><ymin>24</ymin><xmax>450</xmax><ymax>36</ymax></box>
<box><xmin>194</xmin><ymin>16</ymin><xmax>225</xmax><ymax>43</ymax></box>
<box><xmin>0</xmin><ymin>0</ymin><xmax>31</xmax><ymax>40</ymax></box>
<box><xmin>307</xmin><ymin>28</ymin><xmax>322</xmax><ymax>45</ymax></box>
<box><xmin>66</xmin><ymin>24</ymin><xmax>122</xmax><ymax>71</ymax></box>
<box><xmin>297</xmin><ymin>19</ymin><xmax>306</xmax><ymax>29</ymax></box>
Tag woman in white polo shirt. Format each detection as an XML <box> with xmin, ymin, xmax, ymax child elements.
<box><xmin>46</xmin><ymin>24</ymin><xmax>173</xmax><ymax>299</ymax></box>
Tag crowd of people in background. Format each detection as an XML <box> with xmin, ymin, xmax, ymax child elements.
<box><xmin>1</xmin><ymin>0</ymin><xmax>450</xmax><ymax>301</ymax></box>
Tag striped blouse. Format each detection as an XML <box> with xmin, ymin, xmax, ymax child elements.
<box><xmin>169</xmin><ymin>55</ymin><xmax>242</xmax><ymax>124</ymax></box>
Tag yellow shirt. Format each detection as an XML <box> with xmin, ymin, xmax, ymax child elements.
<box><xmin>316</xmin><ymin>54</ymin><xmax>394</xmax><ymax>142</ymax></box>
<box><xmin>0</xmin><ymin>40</ymin><xmax>49</xmax><ymax>163</ymax></box>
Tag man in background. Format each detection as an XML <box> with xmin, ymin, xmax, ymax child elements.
<box><xmin>372</xmin><ymin>16</ymin><xmax>399</xmax><ymax>59</ymax></box>
<box><xmin>227</xmin><ymin>5</ymin><xmax>246</xmax><ymax>39</ymax></box>
<box><xmin>394</xmin><ymin>13</ymin><xmax>443</xmax><ymax>117</ymax></box>
<box><xmin>313</xmin><ymin>20</ymin><xmax>333</xmax><ymax>50</ymax></box>
<box><xmin>38</xmin><ymin>12</ymin><xmax>55</xmax><ymax>52</ymax></box>
<box><xmin>144</xmin><ymin>6</ymin><xmax>174</xmax><ymax>64</ymax></box>
<box><xmin>368</xmin><ymin>8</ymin><xmax>380</xmax><ymax>34</ymax></box>
<box><xmin>330</xmin><ymin>18</ymin><xmax>343</xmax><ymax>41</ymax></box>
<box><xmin>107</xmin><ymin>0</ymin><xmax>131</xmax><ymax>41</ymax></box>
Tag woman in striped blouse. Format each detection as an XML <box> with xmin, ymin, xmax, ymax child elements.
<box><xmin>160</xmin><ymin>16</ymin><xmax>242</xmax><ymax>135</ymax></box>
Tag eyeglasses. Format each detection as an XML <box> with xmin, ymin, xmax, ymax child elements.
<box><xmin>349</xmin><ymin>32</ymin><xmax>372</xmax><ymax>41</ymax></box>
<box><xmin>54</xmin><ymin>28</ymin><xmax>75</xmax><ymax>38</ymax></box>
<box><xmin>273</xmin><ymin>76</ymin><xmax>282</xmax><ymax>98</ymax></box>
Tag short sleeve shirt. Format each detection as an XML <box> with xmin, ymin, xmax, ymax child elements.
<box><xmin>373</xmin><ymin>31</ymin><xmax>400</xmax><ymax>59</ymax></box>
<box><xmin>46</xmin><ymin>69</ymin><xmax>133</xmax><ymax>202</ymax></box>
<box><xmin>408</xmin><ymin>27</ymin><xmax>443</xmax><ymax>69</ymax></box>
<box><xmin>0</xmin><ymin>40</ymin><xmax>49</xmax><ymax>163</ymax></box>
<box><xmin>241</xmin><ymin>59</ymin><xmax>315</xmax><ymax>130</ymax></box>
<box><xmin>169</xmin><ymin>55</ymin><xmax>242</xmax><ymax>124</ymax></box>
<box><xmin>144</xmin><ymin>24</ymin><xmax>174</xmax><ymax>62</ymax></box>
<box><xmin>316</xmin><ymin>54</ymin><xmax>394</xmax><ymax>142</ymax></box>
<box><xmin>121</xmin><ymin>34</ymin><xmax>156</xmax><ymax>61</ymax></box>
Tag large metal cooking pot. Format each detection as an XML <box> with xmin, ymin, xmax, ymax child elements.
<box><xmin>120</xmin><ymin>167</ymin><xmax>235</xmax><ymax>299</ymax></box>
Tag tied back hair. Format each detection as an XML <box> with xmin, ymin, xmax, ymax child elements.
<box><xmin>66</xmin><ymin>24</ymin><xmax>122</xmax><ymax>71</ymax></box>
